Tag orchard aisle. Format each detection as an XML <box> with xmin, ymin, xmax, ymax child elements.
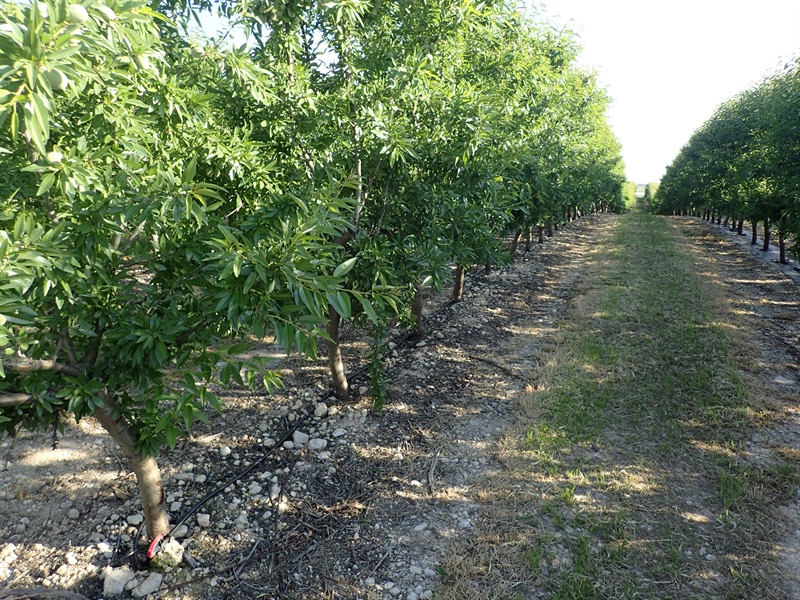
<box><xmin>437</xmin><ymin>212</ymin><xmax>800</xmax><ymax>600</ymax></box>
<box><xmin>2</xmin><ymin>210</ymin><xmax>798</xmax><ymax>600</ymax></box>
<box><xmin>0</xmin><ymin>214</ymin><xmax>606</xmax><ymax>599</ymax></box>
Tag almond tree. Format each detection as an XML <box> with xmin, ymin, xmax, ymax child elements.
<box><xmin>0</xmin><ymin>0</ymin><xmax>355</xmax><ymax>538</ymax></box>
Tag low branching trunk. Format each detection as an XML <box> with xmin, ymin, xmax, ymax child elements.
<box><xmin>779</xmin><ymin>229</ymin><xmax>788</xmax><ymax>264</ymax></box>
<box><xmin>510</xmin><ymin>230</ymin><xmax>522</xmax><ymax>256</ymax></box>
<box><xmin>93</xmin><ymin>397</ymin><xmax>169</xmax><ymax>539</ymax></box>
<box><xmin>737</xmin><ymin>219</ymin><xmax>744</xmax><ymax>235</ymax></box>
<box><xmin>327</xmin><ymin>305</ymin><xmax>349</xmax><ymax>399</ymax></box>
<box><xmin>751</xmin><ymin>220</ymin><xmax>758</xmax><ymax>245</ymax></box>
<box><xmin>538</xmin><ymin>225</ymin><xmax>545</xmax><ymax>244</ymax></box>
<box><xmin>525</xmin><ymin>228</ymin><xmax>532</xmax><ymax>252</ymax></box>
<box><xmin>546</xmin><ymin>221</ymin><xmax>553</xmax><ymax>237</ymax></box>
<box><xmin>762</xmin><ymin>217</ymin><xmax>770</xmax><ymax>251</ymax></box>
<box><xmin>453</xmin><ymin>265</ymin><xmax>465</xmax><ymax>303</ymax></box>
<box><xmin>411</xmin><ymin>284</ymin><xmax>424</xmax><ymax>340</ymax></box>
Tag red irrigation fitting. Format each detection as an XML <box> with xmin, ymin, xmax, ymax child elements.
<box><xmin>146</xmin><ymin>534</ymin><xmax>165</xmax><ymax>560</ymax></box>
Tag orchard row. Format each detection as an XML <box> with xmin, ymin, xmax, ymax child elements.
<box><xmin>0</xmin><ymin>0</ymin><xmax>627</xmax><ymax>538</ymax></box>
<box><xmin>653</xmin><ymin>56</ymin><xmax>800</xmax><ymax>262</ymax></box>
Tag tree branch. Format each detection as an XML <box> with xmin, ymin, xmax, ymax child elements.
<box><xmin>0</xmin><ymin>392</ymin><xmax>34</xmax><ymax>407</ymax></box>
<box><xmin>3</xmin><ymin>357</ymin><xmax>83</xmax><ymax>377</ymax></box>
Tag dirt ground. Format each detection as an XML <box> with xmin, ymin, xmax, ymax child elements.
<box><xmin>0</xmin><ymin>212</ymin><xmax>798</xmax><ymax>600</ymax></box>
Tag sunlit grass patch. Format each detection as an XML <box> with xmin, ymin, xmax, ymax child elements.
<box><xmin>438</xmin><ymin>213</ymin><xmax>790</xmax><ymax>599</ymax></box>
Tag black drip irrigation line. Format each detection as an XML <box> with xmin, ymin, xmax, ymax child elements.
<box><xmin>136</xmin><ymin>254</ymin><xmax>532</xmax><ymax>566</ymax></box>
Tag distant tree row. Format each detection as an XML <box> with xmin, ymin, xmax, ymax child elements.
<box><xmin>652</xmin><ymin>56</ymin><xmax>800</xmax><ymax>263</ymax></box>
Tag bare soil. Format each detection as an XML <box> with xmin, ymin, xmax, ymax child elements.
<box><xmin>1</xmin><ymin>212</ymin><xmax>798</xmax><ymax>600</ymax></box>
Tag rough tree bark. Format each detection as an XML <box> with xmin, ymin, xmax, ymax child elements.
<box><xmin>327</xmin><ymin>305</ymin><xmax>349</xmax><ymax>399</ymax></box>
<box><xmin>762</xmin><ymin>217</ymin><xmax>771</xmax><ymax>251</ymax></box>
<box><xmin>510</xmin><ymin>230</ymin><xmax>522</xmax><ymax>256</ymax></box>
<box><xmin>751</xmin><ymin>220</ymin><xmax>758</xmax><ymax>245</ymax></box>
<box><xmin>538</xmin><ymin>225</ymin><xmax>544</xmax><ymax>244</ymax></box>
<box><xmin>93</xmin><ymin>398</ymin><xmax>169</xmax><ymax>539</ymax></box>
<box><xmin>411</xmin><ymin>284</ymin><xmax>424</xmax><ymax>340</ymax></box>
<box><xmin>453</xmin><ymin>266</ymin><xmax>465</xmax><ymax>303</ymax></box>
<box><xmin>779</xmin><ymin>229</ymin><xmax>788</xmax><ymax>264</ymax></box>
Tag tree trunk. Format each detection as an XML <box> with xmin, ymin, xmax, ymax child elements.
<box><xmin>762</xmin><ymin>217</ymin><xmax>770</xmax><ymax>251</ymax></box>
<box><xmin>751</xmin><ymin>220</ymin><xmax>758</xmax><ymax>245</ymax></box>
<box><xmin>736</xmin><ymin>219</ymin><xmax>744</xmax><ymax>234</ymax></box>
<box><xmin>483</xmin><ymin>263</ymin><xmax>492</xmax><ymax>276</ymax></box>
<box><xmin>327</xmin><ymin>305</ymin><xmax>349</xmax><ymax>399</ymax></box>
<box><xmin>538</xmin><ymin>225</ymin><xmax>545</xmax><ymax>244</ymax></box>
<box><xmin>723</xmin><ymin>215</ymin><xmax>729</xmax><ymax>227</ymax></box>
<box><xmin>411</xmin><ymin>284</ymin><xmax>424</xmax><ymax>340</ymax></box>
<box><xmin>779</xmin><ymin>229</ymin><xmax>788</xmax><ymax>264</ymax></box>
<box><xmin>453</xmin><ymin>265</ymin><xmax>465</xmax><ymax>303</ymax></box>
<box><xmin>546</xmin><ymin>221</ymin><xmax>553</xmax><ymax>237</ymax></box>
<box><xmin>93</xmin><ymin>399</ymin><xmax>169</xmax><ymax>539</ymax></box>
<box><xmin>510</xmin><ymin>230</ymin><xmax>522</xmax><ymax>256</ymax></box>
<box><xmin>524</xmin><ymin>228</ymin><xmax>532</xmax><ymax>252</ymax></box>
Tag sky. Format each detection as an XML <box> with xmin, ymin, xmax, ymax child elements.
<box><xmin>535</xmin><ymin>0</ymin><xmax>800</xmax><ymax>183</ymax></box>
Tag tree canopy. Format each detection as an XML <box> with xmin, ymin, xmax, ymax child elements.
<box><xmin>0</xmin><ymin>0</ymin><xmax>626</xmax><ymax>537</ymax></box>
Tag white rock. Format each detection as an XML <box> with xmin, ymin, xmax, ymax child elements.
<box><xmin>248</xmin><ymin>484</ymin><xmax>262</xmax><ymax>496</ymax></box>
<box><xmin>420</xmin><ymin>590</ymin><xmax>433</xmax><ymax>599</ymax></box>
<box><xmin>775</xmin><ymin>376</ymin><xmax>795</xmax><ymax>385</ymax></box>
<box><xmin>317</xmin><ymin>451</ymin><xmax>332</xmax><ymax>460</ymax></box>
<box><xmin>413</xmin><ymin>523</ymin><xmax>428</xmax><ymax>531</ymax></box>
<box><xmin>219</xmin><ymin>446</ymin><xmax>232</xmax><ymax>457</ymax></box>
<box><xmin>132</xmin><ymin>572</ymin><xmax>163</xmax><ymax>597</ymax></box>
<box><xmin>196</xmin><ymin>474</ymin><xmax>207</xmax><ymax>483</ymax></box>
<box><xmin>172</xmin><ymin>524</ymin><xmax>189</xmax><ymax>539</ymax></box>
<box><xmin>332</xmin><ymin>428</ymin><xmax>346</xmax><ymax>437</ymax></box>
<box><xmin>293</xmin><ymin>431</ymin><xmax>310</xmax><ymax>446</ymax></box>
<box><xmin>314</xmin><ymin>403</ymin><xmax>329</xmax><ymax>417</ymax></box>
<box><xmin>151</xmin><ymin>539</ymin><xmax>183</xmax><ymax>569</ymax></box>
<box><xmin>270</xmin><ymin>484</ymin><xmax>281</xmax><ymax>501</ymax></box>
<box><xmin>126</xmin><ymin>514</ymin><xmax>144</xmax><ymax>526</ymax></box>
<box><xmin>407</xmin><ymin>593</ymin><xmax>420</xmax><ymax>600</ymax></box>
<box><xmin>1</xmin><ymin>544</ymin><xmax>17</xmax><ymax>563</ymax></box>
<box><xmin>170</xmin><ymin>502</ymin><xmax>182</xmax><ymax>512</ymax></box>
<box><xmin>365</xmin><ymin>576</ymin><xmax>376</xmax><ymax>586</ymax></box>
<box><xmin>103</xmin><ymin>566</ymin><xmax>136</xmax><ymax>596</ymax></box>
<box><xmin>68</xmin><ymin>508</ymin><xmax>80</xmax><ymax>519</ymax></box>
<box><xmin>283</xmin><ymin>441</ymin><xmax>295</xmax><ymax>450</ymax></box>
<box><xmin>308</xmin><ymin>438</ymin><xmax>328</xmax><ymax>451</ymax></box>
<box><xmin>196</xmin><ymin>513</ymin><xmax>210</xmax><ymax>527</ymax></box>
<box><xmin>358</xmin><ymin>386</ymin><xmax>369</xmax><ymax>395</ymax></box>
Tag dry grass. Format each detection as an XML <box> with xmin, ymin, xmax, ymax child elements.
<box><xmin>436</xmin><ymin>212</ymin><xmax>800</xmax><ymax>600</ymax></box>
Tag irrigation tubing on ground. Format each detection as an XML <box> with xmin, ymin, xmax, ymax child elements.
<box><xmin>140</xmin><ymin>230</ymin><xmax>566</xmax><ymax>565</ymax></box>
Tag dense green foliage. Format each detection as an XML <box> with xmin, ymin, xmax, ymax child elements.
<box><xmin>0</xmin><ymin>0</ymin><xmax>626</xmax><ymax>534</ymax></box>
<box><xmin>653</xmin><ymin>56</ymin><xmax>800</xmax><ymax>258</ymax></box>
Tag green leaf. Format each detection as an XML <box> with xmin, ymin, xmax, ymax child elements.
<box><xmin>36</xmin><ymin>172</ymin><xmax>55</xmax><ymax>196</ymax></box>
<box><xmin>359</xmin><ymin>296</ymin><xmax>379</xmax><ymax>325</ymax></box>
<box><xmin>333</xmin><ymin>256</ymin><xmax>357</xmax><ymax>278</ymax></box>
<box><xmin>326</xmin><ymin>291</ymin><xmax>351</xmax><ymax>320</ymax></box>
<box><xmin>182</xmin><ymin>156</ymin><xmax>197</xmax><ymax>184</ymax></box>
